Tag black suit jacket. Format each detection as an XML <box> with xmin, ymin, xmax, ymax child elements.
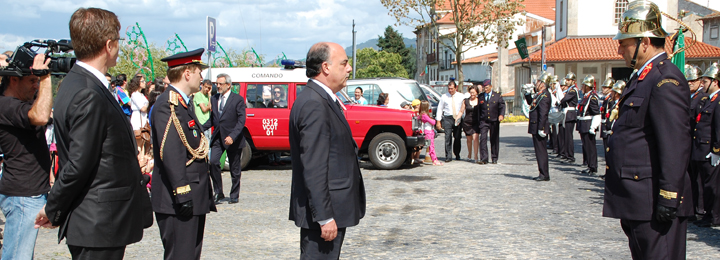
<box><xmin>150</xmin><ymin>87</ymin><xmax>216</xmax><ymax>215</ymax></box>
<box><xmin>690</xmin><ymin>91</ymin><xmax>709</xmax><ymax>131</ymax></box>
<box><xmin>202</xmin><ymin>91</ymin><xmax>247</xmax><ymax>149</ymax></box>
<box><xmin>560</xmin><ymin>87</ymin><xmax>579</xmax><ymax>122</ymax></box>
<box><xmin>48</xmin><ymin>65</ymin><xmax>152</xmax><ymax>247</ymax></box>
<box><xmin>525</xmin><ymin>89</ymin><xmax>550</xmax><ymax>134</ymax></box>
<box><xmin>476</xmin><ymin>91</ymin><xmax>506</xmax><ymax>124</ymax></box>
<box><xmin>289</xmin><ymin>80</ymin><xmax>366</xmax><ymax>229</ymax></box>
<box><xmin>603</xmin><ymin>54</ymin><xmax>693</xmax><ymax>220</ymax></box>
<box><xmin>691</xmin><ymin>92</ymin><xmax>720</xmax><ymax>162</ymax></box>
<box><xmin>576</xmin><ymin>91</ymin><xmax>600</xmax><ymax>133</ymax></box>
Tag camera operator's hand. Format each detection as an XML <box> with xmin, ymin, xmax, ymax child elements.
<box><xmin>27</xmin><ymin>53</ymin><xmax>53</xmax><ymax>126</ymax></box>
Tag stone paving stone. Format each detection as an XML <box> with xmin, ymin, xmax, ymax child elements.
<box><xmin>8</xmin><ymin>122</ymin><xmax>720</xmax><ymax>259</ymax></box>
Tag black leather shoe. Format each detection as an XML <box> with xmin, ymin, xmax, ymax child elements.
<box><xmin>228</xmin><ymin>198</ymin><xmax>239</xmax><ymax>204</ymax></box>
<box><xmin>214</xmin><ymin>194</ymin><xmax>225</xmax><ymax>204</ymax></box>
<box><xmin>455</xmin><ymin>155</ymin><xmax>461</xmax><ymax>160</ymax></box>
<box><xmin>532</xmin><ymin>176</ymin><xmax>550</xmax><ymax>181</ymax></box>
<box><xmin>491</xmin><ymin>161</ymin><xmax>497</xmax><ymax>164</ymax></box>
<box><xmin>445</xmin><ymin>158</ymin><xmax>452</xmax><ymax>162</ymax></box>
<box><xmin>477</xmin><ymin>160</ymin><xmax>487</xmax><ymax>165</ymax></box>
<box><xmin>581</xmin><ymin>169</ymin><xmax>596</xmax><ymax>174</ymax></box>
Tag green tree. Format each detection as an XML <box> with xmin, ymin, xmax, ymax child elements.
<box><xmin>109</xmin><ymin>43</ymin><xmax>169</xmax><ymax>81</ymax></box>
<box><xmin>381</xmin><ymin>0</ymin><xmax>525</xmax><ymax>83</ymax></box>
<box><xmin>377</xmin><ymin>26</ymin><xmax>416</xmax><ymax>77</ymax></box>
<box><xmin>353</xmin><ymin>48</ymin><xmax>409</xmax><ymax>79</ymax></box>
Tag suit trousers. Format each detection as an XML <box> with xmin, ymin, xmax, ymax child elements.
<box><xmin>620</xmin><ymin>217</ymin><xmax>687</xmax><ymax>260</ymax></box>
<box><xmin>441</xmin><ymin>116</ymin><xmax>462</xmax><ymax>160</ymax></box>
<box><xmin>300</xmin><ymin>227</ymin><xmax>347</xmax><ymax>260</ymax></box>
<box><xmin>688</xmin><ymin>161</ymin><xmax>706</xmax><ymax>215</ymax></box>
<box><xmin>563</xmin><ymin>121</ymin><xmax>576</xmax><ymax>160</ymax></box>
<box><xmin>479</xmin><ymin>121</ymin><xmax>500</xmax><ymax>162</ymax></box>
<box><xmin>67</xmin><ymin>245</ymin><xmax>125</xmax><ymax>260</ymax></box>
<box><xmin>550</xmin><ymin>124</ymin><xmax>558</xmax><ymax>153</ymax></box>
<box><xmin>532</xmin><ymin>133</ymin><xmax>549</xmax><ymax>178</ymax></box>
<box><xmin>209</xmin><ymin>138</ymin><xmax>243</xmax><ymax>199</ymax></box>
<box><xmin>156</xmin><ymin>213</ymin><xmax>206</xmax><ymax>260</ymax></box>
<box><xmin>581</xmin><ymin>133</ymin><xmax>597</xmax><ymax>171</ymax></box>
<box><xmin>696</xmin><ymin>161</ymin><xmax>720</xmax><ymax>224</ymax></box>
<box><xmin>557</xmin><ymin>125</ymin><xmax>566</xmax><ymax>159</ymax></box>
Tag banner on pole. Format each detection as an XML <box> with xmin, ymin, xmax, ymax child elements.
<box><xmin>514</xmin><ymin>38</ymin><xmax>529</xmax><ymax>60</ymax></box>
<box><xmin>207</xmin><ymin>16</ymin><xmax>217</xmax><ymax>53</ymax></box>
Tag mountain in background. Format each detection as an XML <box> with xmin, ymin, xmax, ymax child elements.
<box><xmin>345</xmin><ymin>37</ymin><xmax>416</xmax><ymax>55</ymax></box>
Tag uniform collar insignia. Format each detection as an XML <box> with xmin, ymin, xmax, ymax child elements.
<box><xmin>638</xmin><ymin>63</ymin><xmax>652</xmax><ymax>81</ymax></box>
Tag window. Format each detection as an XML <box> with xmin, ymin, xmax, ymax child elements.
<box><xmin>711</xmin><ymin>25</ymin><xmax>719</xmax><ymax>39</ymax></box>
<box><xmin>614</xmin><ymin>0</ymin><xmax>629</xmax><ymax>24</ymax></box>
<box><xmin>346</xmin><ymin>84</ymin><xmax>381</xmax><ymax>105</ymax></box>
<box><xmin>246</xmin><ymin>84</ymin><xmax>289</xmax><ymax>108</ymax></box>
<box><xmin>560</xmin><ymin>0</ymin><xmax>564</xmax><ymax>32</ymax></box>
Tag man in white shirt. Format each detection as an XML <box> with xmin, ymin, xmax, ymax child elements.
<box><xmin>435</xmin><ymin>80</ymin><xmax>464</xmax><ymax>162</ymax></box>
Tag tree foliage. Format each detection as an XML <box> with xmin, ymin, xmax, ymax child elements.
<box><xmin>353</xmin><ymin>48</ymin><xmax>409</xmax><ymax>79</ymax></box>
<box><xmin>109</xmin><ymin>43</ymin><xmax>169</xmax><ymax>81</ymax></box>
<box><xmin>378</xmin><ymin>25</ymin><xmax>416</xmax><ymax>77</ymax></box>
<box><xmin>381</xmin><ymin>0</ymin><xmax>525</xmax><ymax>83</ymax></box>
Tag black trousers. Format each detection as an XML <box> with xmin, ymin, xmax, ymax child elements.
<box><xmin>580</xmin><ymin>133</ymin><xmax>597</xmax><ymax>171</ymax></box>
<box><xmin>563</xmin><ymin>121</ymin><xmax>576</xmax><ymax>160</ymax></box>
<box><xmin>209</xmin><ymin>138</ymin><xmax>242</xmax><ymax>199</ymax></box>
<box><xmin>479</xmin><ymin>121</ymin><xmax>500</xmax><ymax>162</ymax></box>
<box><xmin>688</xmin><ymin>161</ymin><xmax>706</xmax><ymax>215</ymax></box>
<box><xmin>620</xmin><ymin>217</ymin><xmax>687</xmax><ymax>260</ymax></box>
<box><xmin>68</xmin><ymin>245</ymin><xmax>125</xmax><ymax>260</ymax></box>
<box><xmin>441</xmin><ymin>116</ymin><xmax>462</xmax><ymax>160</ymax></box>
<box><xmin>550</xmin><ymin>124</ymin><xmax>558</xmax><ymax>153</ymax></box>
<box><xmin>300</xmin><ymin>227</ymin><xmax>347</xmax><ymax>260</ymax></box>
<box><xmin>695</xmin><ymin>160</ymin><xmax>720</xmax><ymax>224</ymax></box>
<box><xmin>532</xmin><ymin>133</ymin><xmax>549</xmax><ymax>178</ymax></box>
<box><xmin>156</xmin><ymin>213</ymin><xmax>207</xmax><ymax>260</ymax></box>
<box><xmin>557</xmin><ymin>125</ymin><xmax>566</xmax><ymax>159</ymax></box>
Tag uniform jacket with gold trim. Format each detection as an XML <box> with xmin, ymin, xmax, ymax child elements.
<box><xmin>603</xmin><ymin>53</ymin><xmax>693</xmax><ymax>220</ymax></box>
<box><xmin>576</xmin><ymin>90</ymin><xmax>600</xmax><ymax>134</ymax></box>
<box><xmin>525</xmin><ymin>89</ymin><xmax>550</xmax><ymax>135</ymax></box>
<box><xmin>691</xmin><ymin>91</ymin><xmax>720</xmax><ymax>162</ymax></box>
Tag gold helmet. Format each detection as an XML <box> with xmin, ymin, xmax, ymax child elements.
<box><xmin>582</xmin><ymin>75</ymin><xmax>596</xmax><ymax>88</ymax></box>
<box><xmin>701</xmin><ymin>63</ymin><xmax>720</xmax><ymax>81</ymax></box>
<box><xmin>560</xmin><ymin>78</ymin><xmax>568</xmax><ymax>86</ymax></box>
<box><xmin>612</xmin><ymin>80</ymin><xmax>626</xmax><ymax>94</ymax></box>
<box><xmin>613</xmin><ymin>0</ymin><xmax>669</xmax><ymax>40</ymax></box>
<box><xmin>565</xmin><ymin>72</ymin><xmax>576</xmax><ymax>81</ymax></box>
<box><xmin>684</xmin><ymin>64</ymin><xmax>702</xmax><ymax>81</ymax></box>
<box><xmin>601</xmin><ymin>77</ymin><xmax>616</xmax><ymax>88</ymax></box>
<box><xmin>537</xmin><ymin>71</ymin><xmax>554</xmax><ymax>86</ymax></box>
<box><xmin>552</xmin><ymin>75</ymin><xmax>559</xmax><ymax>84</ymax></box>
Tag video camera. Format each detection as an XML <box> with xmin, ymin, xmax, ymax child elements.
<box><xmin>0</xmin><ymin>39</ymin><xmax>75</xmax><ymax>77</ymax></box>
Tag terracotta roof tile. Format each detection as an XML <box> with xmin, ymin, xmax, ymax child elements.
<box><xmin>457</xmin><ymin>40</ymin><xmax>548</xmax><ymax>64</ymax></box>
<box><xmin>435</xmin><ymin>0</ymin><xmax>555</xmax><ymax>24</ymax></box>
<box><xmin>509</xmin><ymin>36</ymin><xmax>720</xmax><ymax>65</ymax></box>
<box><xmin>501</xmin><ymin>89</ymin><xmax>515</xmax><ymax>97</ymax></box>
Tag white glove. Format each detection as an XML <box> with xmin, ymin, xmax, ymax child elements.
<box><xmin>590</xmin><ymin>115</ymin><xmax>601</xmax><ymax>134</ymax></box>
<box><xmin>522</xmin><ymin>84</ymin><xmax>535</xmax><ymax>95</ymax></box>
<box><xmin>707</xmin><ymin>153</ymin><xmax>720</xmax><ymax>167</ymax></box>
<box><xmin>538</xmin><ymin>130</ymin><xmax>547</xmax><ymax>138</ymax></box>
<box><xmin>588</xmin><ymin>128</ymin><xmax>595</xmax><ymax>135</ymax></box>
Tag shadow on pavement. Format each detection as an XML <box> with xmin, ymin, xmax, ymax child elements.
<box><xmin>502</xmin><ymin>173</ymin><xmax>535</xmax><ymax>180</ymax></box>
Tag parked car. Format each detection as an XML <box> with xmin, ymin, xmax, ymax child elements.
<box><xmin>204</xmin><ymin>65</ymin><xmax>424</xmax><ymax>170</ymax></box>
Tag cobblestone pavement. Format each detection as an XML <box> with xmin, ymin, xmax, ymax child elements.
<box><xmin>6</xmin><ymin>122</ymin><xmax>720</xmax><ymax>259</ymax></box>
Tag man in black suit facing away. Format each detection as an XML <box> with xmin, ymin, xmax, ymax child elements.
<box><xmin>476</xmin><ymin>79</ymin><xmax>505</xmax><ymax>164</ymax></box>
<box><xmin>524</xmin><ymin>72</ymin><xmax>552</xmax><ymax>181</ymax></box>
<box><xmin>289</xmin><ymin>42</ymin><xmax>366</xmax><ymax>259</ymax></box>
<box><xmin>34</xmin><ymin>7</ymin><xmax>152</xmax><ymax>259</ymax></box>
<box><xmin>203</xmin><ymin>73</ymin><xmax>246</xmax><ymax>204</ymax></box>
<box><xmin>151</xmin><ymin>48</ymin><xmax>216</xmax><ymax>260</ymax></box>
<box><xmin>603</xmin><ymin>1</ymin><xmax>693</xmax><ymax>259</ymax></box>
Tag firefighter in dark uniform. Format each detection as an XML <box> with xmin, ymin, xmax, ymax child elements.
<box><xmin>602</xmin><ymin>1</ymin><xmax>693</xmax><ymax>259</ymax></box>
<box><xmin>549</xmin><ymin>76</ymin><xmax>560</xmax><ymax>154</ymax></box>
<box><xmin>576</xmin><ymin>75</ymin><xmax>601</xmax><ymax>175</ymax></box>
<box><xmin>685</xmin><ymin>64</ymin><xmax>708</xmax><ymax>221</ymax></box>
<box><xmin>559</xmin><ymin>72</ymin><xmax>578</xmax><ymax>163</ymax></box>
<box><xmin>556</xmin><ymin>78</ymin><xmax>569</xmax><ymax>160</ymax></box>
<box><xmin>599</xmin><ymin>77</ymin><xmax>615</xmax><ymax>153</ymax></box>
<box><xmin>524</xmin><ymin>72</ymin><xmax>552</xmax><ymax>181</ymax></box>
<box><xmin>693</xmin><ymin>63</ymin><xmax>720</xmax><ymax>228</ymax></box>
<box><xmin>150</xmin><ymin>48</ymin><xmax>216</xmax><ymax>260</ymax></box>
<box><xmin>600</xmin><ymin>80</ymin><xmax>625</xmax><ymax>178</ymax></box>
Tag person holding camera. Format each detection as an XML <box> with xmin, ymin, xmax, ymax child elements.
<box><xmin>0</xmin><ymin>51</ymin><xmax>52</xmax><ymax>259</ymax></box>
<box><xmin>34</xmin><ymin>7</ymin><xmax>152</xmax><ymax>259</ymax></box>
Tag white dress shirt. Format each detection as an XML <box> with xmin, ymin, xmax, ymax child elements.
<box><xmin>310</xmin><ymin>79</ymin><xmax>338</xmax><ymax>103</ymax></box>
<box><xmin>435</xmin><ymin>91</ymin><xmax>465</xmax><ymax>122</ymax></box>
<box><xmin>218</xmin><ymin>90</ymin><xmax>231</xmax><ymax>113</ymax></box>
<box><xmin>75</xmin><ymin>61</ymin><xmax>110</xmax><ymax>89</ymax></box>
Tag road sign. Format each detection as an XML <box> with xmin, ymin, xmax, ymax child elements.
<box><xmin>514</xmin><ymin>38</ymin><xmax>528</xmax><ymax>60</ymax></box>
<box><xmin>207</xmin><ymin>16</ymin><xmax>217</xmax><ymax>52</ymax></box>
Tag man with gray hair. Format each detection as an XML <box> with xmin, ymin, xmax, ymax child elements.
<box><xmin>203</xmin><ymin>73</ymin><xmax>246</xmax><ymax>204</ymax></box>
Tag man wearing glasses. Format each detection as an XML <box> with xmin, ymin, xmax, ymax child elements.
<box><xmin>203</xmin><ymin>73</ymin><xmax>247</xmax><ymax>205</ymax></box>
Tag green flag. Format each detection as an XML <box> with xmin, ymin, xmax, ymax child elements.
<box><xmin>672</xmin><ymin>31</ymin><xmax>685</xmax><ymax>70</ymax></box>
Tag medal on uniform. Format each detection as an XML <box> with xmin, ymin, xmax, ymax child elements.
<box><xmin>193</xmin><ymin>129</ymin><xmax>198</xmax><ymax>137</ymax></box>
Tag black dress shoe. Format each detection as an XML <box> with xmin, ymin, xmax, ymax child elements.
<box><xmin>456</xmin><ymin>155</ymin><xmax>461</xmax><ymax>160</ymax></box>
<box><xmin>532</xmin><ymin>176</ymin><xmax>550</xmax><ymax>181</ymax></box>
<box><xmin>228</xmin><ymin>198</ymin><xmax>239</xmax><ymax>204</ymax></box>
<box><xmin>491</xmin><ymin>161</ymin><xmax>497</xmax><ymax>164</ymax></box>
<box><xmin>477</xmin><ymin>160</ymin><xmax>486</xmax><ymax>165</ymax></box>
<box><xmin>581</xmin><ymin>168</ymin><xmax>596</xmax><ymax>174</ymax></box>
<box><xmin>445</xmin><ymin>158</ymin><xmax>452</xmax><ymax>162</ymax></box>
<box><xmin>214</xmin><ymin>194</ymin><xmax>226</xmax><ymax>204</ymax></box>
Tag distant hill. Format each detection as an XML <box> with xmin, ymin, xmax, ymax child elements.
<box><xmin>345</xmin><ymin>37</ymin><xmax>416</xmax><ymax>55</ymax></box>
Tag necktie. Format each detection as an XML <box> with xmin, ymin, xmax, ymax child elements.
<box><xmin>335</xmin><ymin>100</ymin><xmax>343</xmax><ymax>111</ymax></box>
<box><xmin>486</xmin><ymin>93</ymin><xmax>489</xmax><ymax>102</ymax></box>
<box><xmin>219</xmin><ymin>96</ymin><xmax>225</xmax><ymax>115</ymax></box>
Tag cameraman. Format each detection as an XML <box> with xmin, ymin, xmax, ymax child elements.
<box><xmin>0</xmin><ymin>52</ymin><xmax>53</xmax><ymax>259</ymax></box>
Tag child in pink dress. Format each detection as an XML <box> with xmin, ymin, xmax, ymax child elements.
<box><xmin>419</xmin><ymin>101</ymin><xmax>443</xmax><ymax>165</ymax></box>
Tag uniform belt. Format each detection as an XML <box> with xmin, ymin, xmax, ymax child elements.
<box><xmin>578</xmin><ymin>116</ymin><xmax>593</xmax><ymax>120</ymax></box>
<box><xmin>563</xmin><ymin>107</ymin><xmax>576</xmax><ymax>112</ymax></box>
<box><xmin>601</xmin><ymin>119</ymin><xmax>607</xmax><ymax>123</ymax></box>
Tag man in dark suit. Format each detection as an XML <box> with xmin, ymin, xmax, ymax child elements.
<box><xmin>476</xmin><ymin>79</ymin><xmax>505</xmax><ymax>164</ymax></box>
<box><xmin>151</xmin><ymin>48</ymin><xmax>216</xmax><ymax>260</ymax></box>
<box><xmin>559</xmin><ymin>73</ymin><xmax>579</xmax><ymax>163</ymax></box>
<box><xmin>603</xmin><ymin>2</ymin><xmax>693</xmax><ymax>258</ymax></box>
<box><xmin>34</xmin><ymin>7</ymin><xmax>152</xmax><ymax>259</ymax></box>
<box><xmin>576</xmin><ymin>75</ymin><xmax>601</xmax><ymax>176</ymax></box>
<box><xmin>202</xmin><ymin>73</ymin><xmax>246</xmax><ymax>204</ymax></box>
<box><xmin>289</xmin><ymin>42</ymin><xmax>366</xmax><ymax>259</ymax></box>
<box><xmin>524</xmin><ymin>72</ymin><xmax>552</xmax><ymax>181</ymax></box>
<box><xmin>686</xmin><ymin>64</ymin><xmax>708</xmax><ymax>220</ymax></box>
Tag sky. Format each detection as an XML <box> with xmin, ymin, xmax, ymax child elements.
<box><xmin>1</xmin><ymin>0</ymin><xmax>718</xmax><ymax>62</ymax></box>
<box><xmin>0</xmin><ymin>0</ymin><xmax>417</xmax><ymax>61</ymax></box>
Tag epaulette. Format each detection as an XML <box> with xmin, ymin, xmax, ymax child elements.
<box><xmin>168</xmin><ymin>91</ymin><xmax>180</xmax><ymax>106</ymax></box>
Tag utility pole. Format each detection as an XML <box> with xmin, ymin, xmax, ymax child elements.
<box><xmin>541</xmin><ymin>26</ymin><xmax>546</xmax><ymax>72</ymax></box>
<box><xmin>352</xmin><ymin>20</ymin><xmax>357</xmax><ymax>79</ymax></box>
